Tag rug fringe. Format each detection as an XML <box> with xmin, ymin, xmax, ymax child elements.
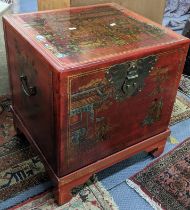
<box><xmin>94</xmin><ymin>180</ymin><xmax>119</xmax><ymax>210</ymax></box>
<box><xmin>126</xmin><ymin>179</ymin><xmax>163</xmax><ymax>210</ymax></box>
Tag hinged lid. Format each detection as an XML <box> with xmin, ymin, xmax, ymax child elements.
<box><xmin>4</xmin><ymin>3</ymin><xmax>189</xmax><ymax>70</ymax></box>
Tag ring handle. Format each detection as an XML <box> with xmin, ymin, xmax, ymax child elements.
<box><xmin>20</xmin><ymin>75</ymin><xmax>36</xmax><ymax>96</ymax></box>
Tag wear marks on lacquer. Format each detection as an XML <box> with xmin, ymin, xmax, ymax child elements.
<box><xmin>69</xmin><ymin>78</ymin><xmax>112</xmax><ymax>148</ymax></box>
<box><xmin>20</xmin><ymin>7</ymin><xmax>164</xmax><ymax>59</ymax></box>
<box><xmin>143</xmin><ymin>66</ymin><xmax>170</xmax><ymax>126</ymax></box>
<box><xmin>143</xmin><ymin>98</ymin><xmax>163</xmax><ymax>126</ymax></box>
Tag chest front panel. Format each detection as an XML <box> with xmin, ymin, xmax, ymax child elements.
<box><xmin>60</xmin><ymin>48</ymin><xmax>184</xmax><ymax>176</ymax></box>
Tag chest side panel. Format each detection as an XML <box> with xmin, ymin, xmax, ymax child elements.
<box><xmin>60</xmin><ymin>47</ymin><xmax>187</xmax><ymax>176</ymax></box>
<box><xmin>4</xmin><ymin>23</ymin><xmax>57</xmax><ymax>171</ymax></box>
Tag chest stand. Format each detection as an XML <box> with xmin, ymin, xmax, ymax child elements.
<box><xmin>12</xmin><ymin>106</ymin><xmax>170</xmax><ymax>205</ymax></box>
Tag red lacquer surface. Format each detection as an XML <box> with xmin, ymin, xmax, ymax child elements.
<box><xmin>6</xmin><ymin>4</ymin><xmax>187</xmax><ymax>68</ymax></box>
<box><xmin>3</xmin><ymin>4</ymin><xmax>190</xmax><ymax>204</ymax></box>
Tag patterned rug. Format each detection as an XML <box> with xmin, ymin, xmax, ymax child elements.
<box><xmin>170</xmin><ymin>92</ymin><xmax>190</xmax><ymax>125</ymax></box>
<box><xmin>0</xmin><ymin>95</ymin><xmax>15</xmax><ymax>144</ymax></box>
<box><xmin>179</xmin><ymin>74</ymin><xmax>190</xmax><ymax>98</ymax></box>
<box><xmin>126</xmin><ymin>138</ymin><xmax>190</xmax><ymax>210</ymax></box>
<box><xmin>0</xmin><ymin>95</ymin><xmax>118</xmax><ymax>209</ymax></box>
<box><xmin>11</xmin><ymin>180</ymin><xmax>118</xmax><ymax>210</ymax></box>
<box><xmin>0</xmin><ymin>91</ymin><xmax>189</xmax><ymax>209</ymax></box>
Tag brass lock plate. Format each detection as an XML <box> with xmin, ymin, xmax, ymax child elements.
<box><xmin>106</xmin><ymin>55</ymin><xmax>157</xmax><ymax>101</ymax></box>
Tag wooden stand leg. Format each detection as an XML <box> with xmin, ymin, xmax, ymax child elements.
<box><xmin>54</xmin><ymin>174</ymin><xmax>92</xmax><ymax>205</ymax></box>
<box><xmin>54</xmin><ymin>184</ymin><xmax>72</xmax><ymax>205</ymax></box>
<box><xmin>12</xmin><ymin>114</ymin><xmax>21</xmax><ymax>135</ymax></box>
<box><xmin>145</xmin><ymin>138</ymin><xmax>167</xmax><ymax>158</ymax></box>
<box><xmin>14</xmin><ymin>126</ymin><xmax>22</xmax><ymax>136</ymax></box>
<box><xmin>150</xmin><ymin>144</ymin><xmax>165</xmax><ymax>158</ymax></box>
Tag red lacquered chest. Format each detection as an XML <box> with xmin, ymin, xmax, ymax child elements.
<box><xmin>3</xmin><ymin>3</ymin><xmax>190</xmax><ymax>204</ymax></box>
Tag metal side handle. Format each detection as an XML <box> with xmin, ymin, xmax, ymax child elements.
<box><xmin>20</xmin><ymin>75</ymin><xmax>36</xmax><ymax>96</ymax></box>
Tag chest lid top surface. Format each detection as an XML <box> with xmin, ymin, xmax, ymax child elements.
<box><xmin>5</xmin><ymin>3</ymin><xmax>189</xmax><ymax>69</ymax></box>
